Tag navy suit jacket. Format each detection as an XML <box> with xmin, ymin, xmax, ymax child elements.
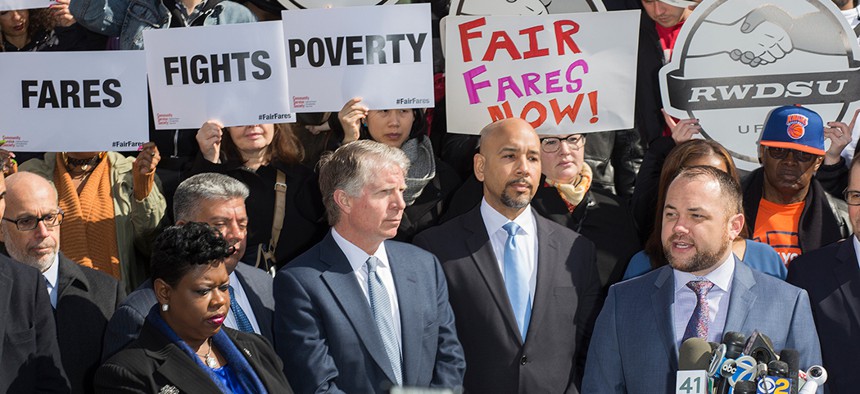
<box><xmin>101</xmin><ymin>262</ymin><xmax>274</xmax><ymax>360</ymax></box>
<box><xmin>274</xmin><ymin>231</ymin><xmax>465</xmax><ymax>393</ymax></box>
<box><xmin>787</xmin><ymin>239</ymin><xmax>858</xmax><ymax>394</ymax></box>
<box><xmin>583</xmin><ymin>260</ymin><xmax>822</xmax><ymax>394</ymax></box>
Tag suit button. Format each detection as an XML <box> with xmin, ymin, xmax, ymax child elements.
<box><xmin>520</xmin><ymin>356</ymin><xmax>528</xmax><ymax>365</ymax></box>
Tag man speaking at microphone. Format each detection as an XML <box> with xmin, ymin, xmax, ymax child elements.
<box><xmin>582</xmin><ymin>166</ymin><xmax>821</xmax><ymax>393</ymax></box>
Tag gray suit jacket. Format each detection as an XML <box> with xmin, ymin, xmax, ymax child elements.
<box><xmin>413</xmin><ymin>206</ymin><xmax>603</xmax><ymax>394</ymax></box>
<box><xmin>55</xmin><ymin>253</ymin><xmax>124</xmax><ymax>394</ymax></box>
<box><xmin>582</xmin><ymin>260</ymin><xmax>823</xmax><ymax>394</ymax></box>
<box><xmin>101</xmin><ymin>262</ymin><xmax>274</xmax><ymax>360</ymax></box>
<box><xmin>274</xmin><ymin>231</ymin><xmax>465</xmax><ymax>393</ymax></box>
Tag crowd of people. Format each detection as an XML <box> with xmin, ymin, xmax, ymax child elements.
<box><xmin>2</xmin><ymin>0</ymin><xmax>860</xmax><ymax>393</ymax></box>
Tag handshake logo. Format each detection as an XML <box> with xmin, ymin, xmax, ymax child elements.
<box><xmin>659</xmin><ymin>0</ymin><xmax>860</xmax><ymax>170</ymax></box>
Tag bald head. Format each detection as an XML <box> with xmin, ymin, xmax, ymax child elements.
<box><xmin>474</xmin><ymin>118</ymin><xmax>542</xmax><ymax>220</ymax></box>
<box><xmin>1</xmin><ymin>172</ymin><xmax>61</xmax><ymax>272</ymax></box>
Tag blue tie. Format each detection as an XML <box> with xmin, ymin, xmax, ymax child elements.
<box><xmin>366</xmin><ymin>256</ymin><xmax>403</xmax><ymax>385</ymax></box>
<box><xmin>503</xmin><ymin>222</ymin><xmax>531</xmax><ymax>342</ymax></box>
<box><xmin>228</xmin><ymin>285</ymin><xmax>255</xmax><ymax>333</ymax></box>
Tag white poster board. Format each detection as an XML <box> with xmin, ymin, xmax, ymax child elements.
<box><xmin>450</xmin><ymin>0</ymin><xmax>605</xmax><ymax>16</ymax></box>
<box><xmin>445</xmin><ymin>11</ymin><xmax>639</xmax><ymax>135</ymax></box>
<box><xmin>144</xmin><ymin>21</ymin><xmax>293</xmax><ymax>130</ymax></box>
<box><xmin>0</xmin><ymin>0</ymin><xmax>53</xmax><ymax>11</ymax></box>
<box><xmin>278</xmin><ymin>0</ymin><xmax>397</xmax><ymax>10</ymax></box>
<box><xmin>281</xmin><ymin>3</ymin><xmax>434</xmax><ymax>112</ymax></box>
<box><xmin>659</xmin><ymin>0</ymin><xmax>860</xmax><ymax>170</ymax></box>
<box><xmin>0</xmin><ymin>51</ymin><xmax>148</xmax><ymax>151</ymax></box>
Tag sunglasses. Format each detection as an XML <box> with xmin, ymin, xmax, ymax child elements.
<box><xmin>765</xmin><ymin>147</ymin><xmax>817</xmax><ymax>163</ymax></box>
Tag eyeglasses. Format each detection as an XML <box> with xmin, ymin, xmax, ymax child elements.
<box><xmin>765</xmin><ymin>147</ymin><xmax>817</xmax><ymax>163</ymax></box>
<box><xmin>539</xmin><ymin>135</ymin><xmax>585</xmax><ymax>153</ymax></box>
<box><xmin>845</xmin><ymin>189</ymin><xmax>860</xmax><ymax>206</ymax></box>
<box><xmin>2</xmin><ymin>210</ymin><xmax>64</xmax><ymax>231</ymax></box>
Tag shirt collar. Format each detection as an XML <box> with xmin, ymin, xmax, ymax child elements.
<box><xmin>673</xmin><ymin>251</ymin><xmax>735</xmax><ymax>294</ymax></box>
<box><xmin>330</xmin><ymin>228</ymin><xmax>389</xmax><ymax>273</ymax></box>
<box><xmin>42</xmin><ymin>253</ymin><xmax>60</xmax><ymax>289</ymax></box>
<box><xmin>843</xmin><ymin>5</ymin><xmax>859</xmax><ymax>21</ymax></box>
<box><xmin>480</xmin><ymin>198</ymin><xmax>536</xmax><ymax>236</ymax></box>
<box><xmin>853</xmin><ymin>235</ymin><xmax>860</xmax><ymax>269</ymax></box>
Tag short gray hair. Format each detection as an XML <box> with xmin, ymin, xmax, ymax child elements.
<box><xmin>173</xmin><ymin>173</ymin><xmax>250</xmax><ymax>222</ymax></box>
<box><xmin>318</xmin><ymin>140</ymin><xmax>410</xmax><ymax>226</ymax></box>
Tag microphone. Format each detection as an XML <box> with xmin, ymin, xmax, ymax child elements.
<box><xmin>755</xmin><ymin>361</ymin><xmax>791</xmax><ymax>394</ymax></box>
<box><xmin>797</xmin><ymin>366</ymin><xmax>827</xmax><ymax>394</ymax></box>
<box><xmin>743</xmin><ymin>331</ymin><xmax>778</xmax><ymax>364</ymax></box>
<box><xmin>733</xmin><ymin>380</ymin><xmax>757</xmax><ymax>394</ymax></box>
<box><xmin>727</xmin><ymin>355</ymin><xmax>758</xmax><ymax>387</ymax></box>
<box><xmin>712</xmin><ymin>332</ymin><xmax>747</xmax><ymax>394</ymax></box>
<box><xmin>677</xmin><ymin>338</ymin><xmax>713</xmax><ymax>394</ymax></box>
<box><xmin>778</xmin><ymin>349</ymin><xmax>800</xmax><ymax>394</ymax></box>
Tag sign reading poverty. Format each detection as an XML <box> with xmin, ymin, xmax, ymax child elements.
<box><xmin>281</xmin><ymin>3</ymin><xmax>434</xmax><ymax>112</ymax></box>
<box><xmin>0</xmin><ymin>51</ymin><xmax>147</xmax><ymax>151</ymax></box>
<box><xmin>0</xmin><ymin>0</ymin><xmax>53</xmax><ymax>11</ymax></box>
<box><xmin>445</xmin><ymin>11</ymin><xmax>639</xmax><ymax>135</ymax></box>
<box><xmin>144</xmin><ymin>21</ymin><xmax>293</xmax><ymax>130</ymax></box>
<box><xmin>659</xmin><ymin>0</ymin><xmax>860</xmax><ymax>170</ymax></box>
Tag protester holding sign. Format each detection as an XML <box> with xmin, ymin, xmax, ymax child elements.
<box><xmin>191</xmin><ymin>121</ymin><xmax>326</xmax><ymax>272</ymax></box>
<box><xmin>11</xmin><ymin>144</ymin><xmax>166</xmax><ymax>293</ymax></box>
<box><xmin>1</xmin><ymin>0</ymin><xmax>106</xmax><ymax>52</ymax></box>
<box><xmin>333</xmin><ymin>97</ymin><xmax>461</xmax><ymax>242</ymax></box>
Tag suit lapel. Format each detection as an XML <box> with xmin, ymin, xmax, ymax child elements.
<box><xmin>833</xmin><ymin>240</ymin><xmax>860</xmax><ymax>330</ymax></box>
<box><xmin>56</xmin><ymin>255</ymin><xmax>88</xmax><ymax>305</ymax></box>
<box><xmin>651</xmin><ymin>267</ymin><xmax>679</xmax><ymax>369</ymax></box>
<box><xmin>525</xmin><ymin>214</ymin><xmax>557</xmax><ymax>344</ymax></box>
<box><xmin>463</xmin><ymin>208</ymin><xmax>522</xmax><ymax>343</ymax></box>
<box><xmin>388</xmin><ymin>243</ymin><xmax>421</xmax><ymax>385</ymax></box>
<box><xmin>724</xmin><ymin>260</ymin><xmax>757</xmax><ymax>335</ymax></box>
<box><xmin>228</xmin><ymin>330</ymin><xmax>278</xmax><ymax>391</ymax></box>
<box><xmin>318</xmin><ymin>234</ymin><xmax>398</xmax><ymax>384</ymax></box>
<box><xmin>0</xmin><ymin>263</ymin><xmax>11</xmax><ymax>361</ymax></box>
<box><xmin>152</xmin><ymin>347</ymin><xmax>221</xmax><ymax>393</ymax></box>
<box><xmin>235</xmin><ymin>270</ymin><xmax>273</xmax><ymax>341</ymax></box>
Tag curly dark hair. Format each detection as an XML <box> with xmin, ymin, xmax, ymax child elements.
<box><xmin>0</xmin><ymin>8</ymin><xmax>54</xmax><ymax>51</ymax></box>
<box><xmin>150</xmin><ymin>222</ymin><xmax>234</xmax><ymax>287</ymax></box>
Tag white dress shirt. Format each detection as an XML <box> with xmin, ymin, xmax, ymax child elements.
<box><xmin>853</xmin><ymin>235</ymin><xmax>860</xmax><ymax>270</ymax></box>
<box><xmin>331</xmin><ymin>228</ymin><xmax>402</xmax><ymax>354</ymax></box>
<box><xmin>480</xmin><ymin>198</ymin><xmax>539</xmax><ymax>303</ymax></box>
<box><xmin>224</xmin><ymin>270</ymin><xmax>261</xmax><ymax>334</ymax></box>
<box><xmin>42</xmin><ymin>254</ymin><xmax>60</xmax><ymax>309</ymax></box>
<box><xmin>672</xmin><ymin>252</ymin><xmax>735</xmax><ymax>350</ymax></box>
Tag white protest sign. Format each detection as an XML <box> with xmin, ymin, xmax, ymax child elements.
<box><xmin>0</xmin><ymin>51</ymin><xmax>147</xmax><ymax>152</ymax></box>
<box><xmin>659</xmin><ymin>0</ymin><xmax>860</xmax><ymax>170</ymax></box>
<box><xmin>144</xmin><ymin>21</ymin><xmax>292</xmax><ymax>130</ymax></box>
<box><xmin>278</xmin><ymin>0</ymin><xmax>397</xmax><ymax>10</ymax></box>
<box><xmin>282</xmin><ymin>3</ymin><xmax>434</xmax><ymax>112</ymax></box>
<box><xmin>445</xmin><ymin>11</ymin><xmax>639</xmax><ymax>135</ymax></box>
<box><xmin>0</xmin><ymin>0</ymin><xmax>53</xmax><ymax>11</ymax></box>
<box><xmin>450</xmin><ymin>0</ymin><xmax>605</xmax><ymax>16</ymax></box>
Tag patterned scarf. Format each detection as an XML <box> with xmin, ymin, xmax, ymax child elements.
<box><xmin>545</xmin><ymin>163</ymin><xmax>593</xmax><ymax>213</ymax></box>
<box><xmin>400</xmin><ymin>137</ymin><xmax>436</xmax><ymax>206</ymax></box>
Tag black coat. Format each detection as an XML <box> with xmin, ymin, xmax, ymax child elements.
<box><xmin>55</xmin><ymin>254</ymin><xmax>125</xmax><ymax>394</ymax></box>
<box><xmin>0</xmin><ymin>255</ymin><xmax>69</xmax><ymax>393</ymax></box>
<box><xmin>395</xmin><ymin>159</ymin><xmax>462</xmax><ymax>242</ymax></box>
<box><xmin>95</xmin><ymin>322</ymin><xmax>292</xmax><ymax>393</ymax></box>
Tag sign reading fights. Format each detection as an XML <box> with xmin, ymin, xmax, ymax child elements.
<box><xmin>281</xmin><ymin>4</ymin><xmax>434</xmax><ymax>112</ymax></box>
<box><xmin>144</xmin><ymin>21</ymin><xmax>292</xmax><ymax>130</ymax></box>
<box><xmin>445</xmin><ymin>11</ymin><xmax>638</xmax><ymax>135</ymax></box>
<box><xmin>659</xmin><ymin>0</ymin><xmax>860</xmax><ymax>170</ymax></box>
<box><xmin>0</xmin><ymin>51</ymin><xmax>147</xmax><ymax>151</ymax></box>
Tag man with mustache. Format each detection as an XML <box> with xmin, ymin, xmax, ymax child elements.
<box><xmin>742</xmin><ymin>105</ymin><xmax>850</xmax><ymax>265</ymax></box>
<box><xmin>1</xmin><ymin>171</ymin><xmax>124</xmax><ymax>393</ymax></box>
<box><xmin>414</xmin><ymin>118</ymin><xmax>603</xmax><ymax>393</ymax></box>
<box><xmin>582</xmin><ymin>165</ymin><xmax>821</xmax><ymax>393</ymax></box>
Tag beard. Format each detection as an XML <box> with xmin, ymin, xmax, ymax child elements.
<box><xmin>663</xmin><ymin>236</ymin><xmax>731</xmax><ymax>273</ymax></box>
<box><xmin>500</xmin><ymin>178</ymin><xmax>533</xmax><ymax>209</ymax></box>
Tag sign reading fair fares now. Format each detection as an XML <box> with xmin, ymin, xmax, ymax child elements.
<box><xmin>0</xmin><ymin>51</ymin><xmax>148</xmax><ymax>151</ymax></box>
<box><xmin>144</xmin><ymin>21</ymin><xmax>293</xmax><ymax>130</ymax></box>
<box><xmin>445</xmin><ymin>11</ymin><xmax>639</xmax><ymax>135</ymax></box>
<box><xmin>282</xmin><ymin>3</ymin><xmax>434</xmax><ymax>112</ymax></box>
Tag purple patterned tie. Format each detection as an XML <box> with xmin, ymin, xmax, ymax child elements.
<box><xmin>682</xmin><ymin>280</ymin><xmax>715</xmax><ymax>343</ymax></box>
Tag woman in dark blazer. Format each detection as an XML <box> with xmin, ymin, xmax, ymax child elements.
<box><xmin>95</xmin><ymin>223</ymin><xmax>292</xmax><ymax>393</ymax></box>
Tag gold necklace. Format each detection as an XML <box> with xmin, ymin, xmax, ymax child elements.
<box><xmin>197</xmin><ymin>337</ymin><xmax>218</xmax><ymax>368</ymax></box>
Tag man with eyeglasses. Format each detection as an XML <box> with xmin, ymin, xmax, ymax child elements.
<box><xmin>741</xmin><ymin>105</ymin><xmax>851</xmax><ymax>265</ymax></box>
<box><xmin>787</xmin><ymin>152</ymin><xmax>860</xmax><ymax>394</ymax></box>
<box><xmin>0</xmin><ymin>171</ymin><xmax>124</xmax><ymax>393</ymax></box>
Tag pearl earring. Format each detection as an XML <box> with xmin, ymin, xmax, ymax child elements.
<box><xmin>161</xmin><ymin>303</ymin><xmax>169</xmax><ymax>312</ymax></box>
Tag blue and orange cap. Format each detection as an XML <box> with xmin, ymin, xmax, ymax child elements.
<box><xmin>759</xmin><ymin>105</ymin><xmax>825</xmax><ymax>156</ymax></box>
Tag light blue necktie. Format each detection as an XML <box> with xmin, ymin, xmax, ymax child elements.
<box><xmin>366</xmin><ymin>256</ymin><xmax>403</xmax><ymax>385</ymax></box>
<box><xmin>228</xmin><ymin>285</ymin><xmax>255</xmax><ymax>333</ymax></box>
<box><xmin>503</xmin><ymin>222</ymin><xmax>531</xmax><ymax>342</ymax></box>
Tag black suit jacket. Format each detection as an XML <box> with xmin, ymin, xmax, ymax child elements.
<box><xmin>787</xmin><ymin>239</ymin><xmax>859</xmax><ymax>394</ymax></box>
<box><xmin>95</xmin><ymin>322</ymin><xmax>292</xmax><ymax>393</ymax></box>
<box><xmin>0</xmin><ymin>255</ymin><xmax>69</xmax><ymax>393</ymax></box>
<box><xmin>56</xmin><ymin>254</ymin><xmax>125</xmax><ymax>394</ymax></box>
<box><xmin>414</xmin><ymin>206</ymin><xmax>603</xmax><ymax>393</ymax></box>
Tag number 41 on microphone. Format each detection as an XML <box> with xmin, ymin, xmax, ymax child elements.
<box><xmin>676</xmin><ymin>371</ymin><xmax>710</xmax><ymax>394</ymax></box>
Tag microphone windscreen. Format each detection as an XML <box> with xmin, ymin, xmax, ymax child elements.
<box><xmin>779</xmin><ymin>349</ymin><xmax>800</xmax><ymax>394</ymax></box>
<box><xmin>768</xmin><ymin>360</ymin><xmax>789</xmax><ymax>377</ymax></box>
<box><xmin>743</xmin><ymin>330</ymin><xmax>777</xmax><ymax>364</ymax></box>
<box><xmin>733</xmin><ymin>380</ymin><xmax>757</xmax><ymax>394</ymax></box>
<box><xmin>722</xmin><ymin>331</ymin><xmax>746</xmax><ymax>358</ymax></box>
<box><xmin>679</xmin><ymin>338</ymin><xmax>714</xmax><ymax>371</ymax></box>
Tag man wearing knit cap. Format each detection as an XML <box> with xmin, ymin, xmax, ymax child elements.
<box><xmin>742</xmin><ymin>105</ymin><xmax>850</xmax><ymax>265</ymax></box>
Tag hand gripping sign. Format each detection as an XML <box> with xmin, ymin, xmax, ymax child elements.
<box><xmin>660</xmin><ymin>0</ymin><xmax>860</xmax><ymax>170</ymax></box>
